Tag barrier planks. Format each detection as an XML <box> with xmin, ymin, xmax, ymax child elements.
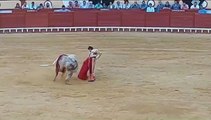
<box><xmin>25</xmin><ymin>12</ymin><xmax>49</xmax><ymax>27</ymax></box>
<box><xmin>121</xmin><ymin>10</ymin><xmax>145</xmax><ymax>27</ymax></box>
<box><xmin>170</xmin><ymin>12</ymin><xmax>195</xmax><ymax>27</ymax></box>
<box><xmin>0</xmin><ymin>13</ymin><xmax>25</xmax><ymax>28</ymax></box>
<box><xmin>48</xmin><ymin>12</ymin><xmax>74</xmax><ymax>27</ymax></box>
<box><xmin>97</xmin><ymin>10</ymin><xmax>121</xmax><ymax>26</ymax></box>
<box><xmin>1</xmin><ymin>10</ymin><xmax>211</xmax><ymax>29</ymax></box>
<box><xmin>145</xmin><ymin>12</ymin><xmax>170</xmax><ymax>27</ymax></box>
<box><xmin>195</xmin><ymin>13</ymin><xmax>211</xmax><ymax>28</ymax></box>
<box><xmin>73</xmin><ymin>10</ymin><xmax>98</xmax><ymax>26</ymax></box>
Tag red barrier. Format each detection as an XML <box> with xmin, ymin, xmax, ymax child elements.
<box><xmin>38</xmin><ymin>9</ymin><xmax>54</xmax><ymax>13</ymax></box>
<box><xmin>74</xmin><ymin>10</ymin><xmax>98</xmax><ymax>26</ymax></box>
<box><xmin>121</xmin><ymin>10</ymin><xmax>145</xmax><ymax>27</ymax></box>
<box><xmin>1</xmin><ymin>10</ymin><xmax>211</xmax><ymax>29</ymax></box>
<box><xmin>0</xmin><ymin>13</ymin><xmax>25</xmax><ymax>28</ymax></box>
<box><xmin>0</xmin><ymin>15</ymin><xmax>1</xmax><ymax>27</ymax></box>
<box><xmin>185</xmin><ymin>9</ymin><xmax>198</xmax><ymax>13</ymax></box>
<box><xmin>48</xmin><ymin>12</ymin><xmax>74</xmax><ymax>27</ymax></box>
<box><xmin>97</xmin><ymin>10</ymin><xmax>121</xmax><ymax>26</ymax></box>
<box><xmin>170</xmin><ymin>12</ymin><xmax>195</xmax><ymax>27</ymax></box>
<box><xmin>145</xmin><ymin>12</ymin><xmax>170</xmax><ymax>27</ymax></box>
<box><xmin>194</xmin><ymin>13</ymin><xmax>211</xmax><ymax>28</ymax></box>
<box><xmin>25</xmin><ymin>12</ymin><xmax>49</xmax><ymax>27</ymax></box>
<box><xmin>160</xmin><ymin>9</ymin><xmax>172</xmax><ymax>13</ymax></box>
<box><xmin>12</xmin><ymin>9</ymin><xmax>27</xmax><ymax>13</ymax></box>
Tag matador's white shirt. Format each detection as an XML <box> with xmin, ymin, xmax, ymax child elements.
<box><xmin>89</xmin><ymin>49</ymin><xmax>100</xmax><ymax>58</ymax></box>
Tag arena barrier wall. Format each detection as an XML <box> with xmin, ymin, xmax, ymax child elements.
<box><xmin>170</xmin><ymin>12</ymin><xmax>195</xmax><ymax>28</ymax></box>
<box><xmin>0</xmin><ymin>9</ymin><xmax>211</xmax><ymax>33</ymax></box>
<box><xmin>195</xmin><ymin>13</ymin><xmax>211</xmax><ymax>28</ymax></box>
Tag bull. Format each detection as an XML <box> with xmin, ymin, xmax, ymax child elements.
<box><xmin>53</xmin><ymin>54</ymin><xmax>78</xmax><ymax>83</ymax></box>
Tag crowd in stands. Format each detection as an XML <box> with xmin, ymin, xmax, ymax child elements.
<box><xmin>13</xmin><ymin>0</ymin><xmax>207</xmax><ymax>13</ymax></box>
<box><xmin>15</xmin><ymin>0</ymin><xmax>53</xmax><ymax>10</ymax></box>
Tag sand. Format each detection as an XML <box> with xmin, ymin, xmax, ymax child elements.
<box><xmin>0</xmin><ymin>32</ymin><xmax>210</xmax><ymax>120</ymax></box>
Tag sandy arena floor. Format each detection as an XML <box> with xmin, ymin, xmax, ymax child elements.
<box><xmin>0</xmin><ymin>32</ymin><xmax>211</xmax><ymax>120</ymax></box>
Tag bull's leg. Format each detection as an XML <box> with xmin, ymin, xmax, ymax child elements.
<box><xmin>54</xmin><ymin>54</ymin><xmax>66</xmax><ymax>82</ymax></box>
<box><xmin>65</xmin><ymin>70</ymin><xmax>73</xmax><ymax>84</ymax></box>
<box><xmin>53</xmin><ymin>70</ymin><xmax>59</xmax><ymax>82</ymax></box>
<box><xmin>53</xmin><ymin>75</ymin><xmax>57</xmax><ymax>82</ymax></box>
<box><xmin>54</xmin><ymin>72</ymin><xmax>63</xmax><ymax>82</ymax></box>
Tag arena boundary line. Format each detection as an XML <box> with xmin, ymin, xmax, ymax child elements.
<box><xmin>0</xmin><ymin>27</ymin><xmax>211</xmax><ymax>34</ymax></box>
<box><xmin>102</xmin><ymin>48</ymin><xmax>210</xmax><ymax>52</ymax></box>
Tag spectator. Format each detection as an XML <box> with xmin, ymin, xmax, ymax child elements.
<box><xmin>15</xmin><ymin>3</ymin><xmax>22</xmax><ymax>9</ymax></box>
<box><xmin>124</xmin><ymin>0</ymin><xmax>128</xmax><ymax>4</ymax></box>
<box><xmin>37</xmin><ymin>3</ymin><xmax>44</xmax><ymax>10</ymax></box>
<box><xmin>122</xmin><ymin>1</ymin><xmax>130</xmax><ymax>9</ymax></box>
<box><xmin>183</xmin><ymin>0</ymin><xmax>192</xmax><ymax>8</ymax></box>
<box><xmin>29</xmin><ymin>2</ymin><xmax>37</xmax><ymax>10</ymax></box>
<box><xmin>44</xmin><ymin>0</ymin><xmax>53</xmax><ymax>8</ymax></box>
<box><xmin>87</xmin><ymin>1</ymin><xmax>95</xmax><ymax>8</ymax></box>
<box><xmin>198</xmin><ymin>5</ymin><xmax>206</xmax><ymax>14</ymax></box>
<box><xmin>21</xmin><ymin>2</ymin><xmax>29</xmax><ymax>9</ymax></box>
<box><xmin>163</xmin><ymin>1</ymin><xmax>171</xmax><ymax>9</ymax></box>
<box><xmin>74</xmin><ymin>1</ymin><xmax>80</xmax><ymax>8</ymax></box>
<box><xmin>130</xmin><ymin>1</ymin><xmax>140</xmax><ymax>9</ymax></box>
<box><xmin>55</xmin><ymin>5</ymin><xmax>71</xmax><ymax>12</ymax></box>
<box><xmin>171</xmin><ymin>0</ymin><xmax>181</xmax><ymax>10</ymax></box>
<box><xmin>181</xmin><ymin>2</ymin><xmax>189</xmax><ymax>10</ymax></box>
<box><xmin>67</xmin><ymin>1</ymin><xmax>74</xmax><ymax>8</ymax></box>
<box><xmin>115</xmin><ymin>1</ymin><xmax>123</xmax><ymax>9</ymax></box>
<box><xmin>146</xmin><ymin>3</ymin><xmax>155</xmax><ymax>12</ymax></box>
<box><xmin>190</xmin><ymin>1</ymin><xmax>199</xmax><ymax>9</ymax></box>
<box><xmin>108</xmin><ymin>2</ymin><xmax>115</xmax><ymax>9</ymax></box>
<box><xmin>102</xmin><ymin>3</ymin><xmax>108</xmax><ymax>9</ymax></box>
<box><xmin>156</xmin><ymin>0</ymin><xmax>164</xmax><ymax>12</ymax></box>
<box><xmin>80</xmin><ymin>0</ymin><xmax>88</xmax><ymax>8</ymax></box>
<box><xmin>140</xmin><ymin>0</ymin><xmax>147</xmax><ymax>10</ymax></box>
<box><xmin>95</xmin><ymin>2</ymin><xmax>103</xmax><ymax>9</ymax></box>
<box><xmin>19</xmin><ymin>0</ymin><xmax>26</xmax><ymax>6</ymax></box>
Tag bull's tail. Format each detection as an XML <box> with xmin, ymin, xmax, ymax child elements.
<box><xmin>53</xmin><ymin>57</ymin><xmax>59</xmax><ymax>65</ymax></box>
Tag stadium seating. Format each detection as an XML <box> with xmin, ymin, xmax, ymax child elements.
<box><xmin>0</xmin><ymin>0</ymin><xmax>63</xmax><ymax>9</ymax></box>
<box><xmin>0</xmin><ymin>0</ymin><xmax>210</xmax><ymax>9</ymax></box>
